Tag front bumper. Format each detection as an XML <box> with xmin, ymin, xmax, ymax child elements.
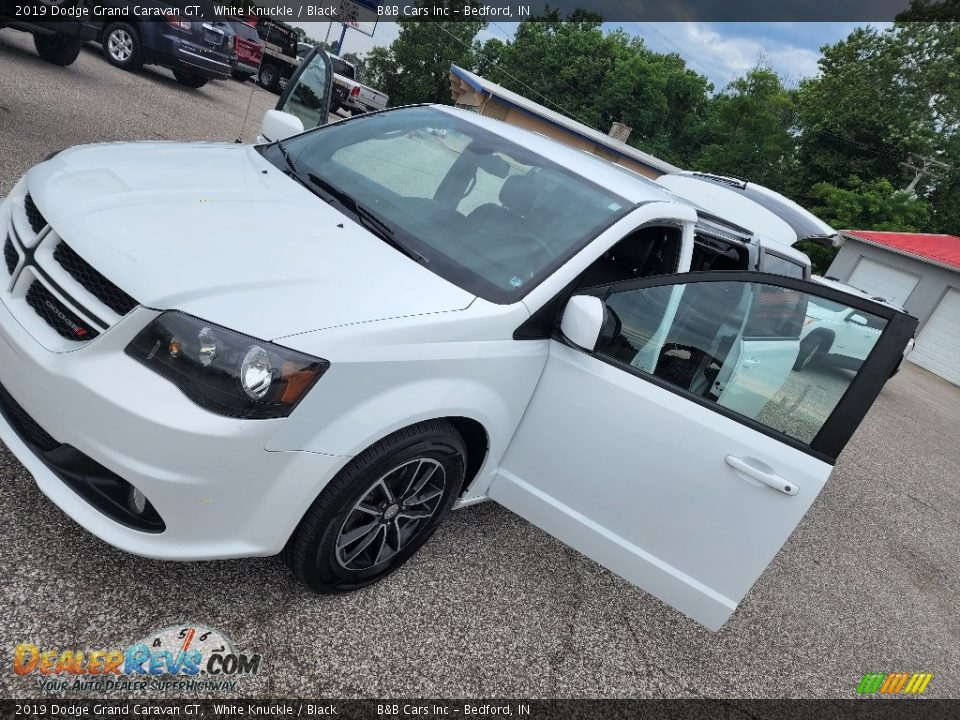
<box><xmin>232</xmin><ymin>58</ymin><xmax>261</xmax><ymax>75</ymax></box>
<box><xmin>0</xmin><ymin>200</ymin><xmax>348</xmax><ymax>560</ymax></box>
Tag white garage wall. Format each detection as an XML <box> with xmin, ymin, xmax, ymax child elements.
<box><xmin>847</xmin><ymin>257</ymin><xmax>920</xmax><ymax>307</ymax></box>
<box><xmin>910</xmin><ymin>288</ymin><xmax>960</xmax><ymax>385</ymax></box>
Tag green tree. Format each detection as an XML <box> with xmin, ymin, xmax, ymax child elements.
<box><xmin>363</xmin><ymin>1</ymin><xmax>486</xmax><ymax>106</ymax></box>
<box><xmin>809</xmin><ymin>177</ymin><xmax>931</xmax><ymax>231</ymax></box>
<box><xmin>694</xmin><ymin>67</ymin><xmax>798</xmax><ymax>192</ymax></box>
<box><xmin>793</xmin><ymin>240</ymin><xmax>839</xmax><ymax>276</ymax></box>
<box><xmin>475</xmin><ymin>12</ymin><xmax>711</xmax><ymax>165</ymax></box>
<box><xmin>896</xmin><ymin>0</ymin><xmax>960</xmax><ymax>20</ymax></box>
<box><xmin>795</xmin><ymin>19</ymin><xmax>959</xmax><ymax>230</ymax></box>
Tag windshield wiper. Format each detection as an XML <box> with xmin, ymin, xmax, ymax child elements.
<box><xmin>306</xmin><ymin>173</ymin><xmax>429</xmax><ymax>265</ymax></box>
<box><xmin>276</xmin><ymin>139</ymin><xmax>298</xmax><ymax>176</ymax></box>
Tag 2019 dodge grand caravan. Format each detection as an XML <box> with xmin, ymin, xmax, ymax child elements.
<box><xmin>0</xmin><ymin>51</ymin><xmax>917</xmax><ymax>631</ymax></box>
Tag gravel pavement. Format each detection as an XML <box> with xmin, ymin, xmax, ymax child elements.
<box><xmin>1</xmin><ymin>29</ymin><xmax>958</xmax><ymax>700</ymax></box>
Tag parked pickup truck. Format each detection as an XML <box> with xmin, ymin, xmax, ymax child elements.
<box><xmin>252</xmin><ymin>16</ymin><xmax>299</xmax><ymax>93</ymax></box>
<box><xmin>0</xmin><ymin>12</ymin><xmax>97</xmax><ymax>66</ymax></box>
<box><xmin>329</xmin><ymin>53</ymin><xmax>388</xmax><ymax>115</ymax></box>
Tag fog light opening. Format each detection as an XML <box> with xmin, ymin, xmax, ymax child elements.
<box><xmin>129</xmin><ymin>486</ymin><xmax>148</xmax><ymax>515</ymax></box>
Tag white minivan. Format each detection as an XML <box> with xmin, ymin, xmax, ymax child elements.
<box><xmin>0</xmin><ymin>49</ymin><xmax>916</xmax><ymax>630</ymax></box>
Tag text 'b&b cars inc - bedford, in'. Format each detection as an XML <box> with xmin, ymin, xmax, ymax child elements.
<box><xmin>0</xmin><ymin>49</ymin><xmax>916</xmax><ymax>630</ymax></box>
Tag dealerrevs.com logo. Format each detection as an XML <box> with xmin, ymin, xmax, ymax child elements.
<box><xmin>857</xmin><ymin>673</ymin><xmax>934</xmax><ymax>696</ymax></box>
<box><xmin>13</xmin><ymin>624</ymin><xmax>261</xmax><ymax>693</ymax></box>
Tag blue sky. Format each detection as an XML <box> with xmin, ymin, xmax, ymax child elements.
<box><xmin>299</xmin><ymin>21</ymin><xmax>887</xmax><ymax>90</ymax></box>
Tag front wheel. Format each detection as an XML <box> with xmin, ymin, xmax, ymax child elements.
<box><xmin>102</xmin><ymin>22</ymin><xmax>142</xmax><ymax>70</ymax></box>
<box><xmin>33</xmin><ymin>34</ymin><xmax>81</xmax><ymax>66</ymax></box>
<box><xmin>172</xmin><ymin>69</ymin><xmax>208</xmax><ymax>88</ymax></box>
<box><xmin>285</xmin><ymin>421</ymin><xmax>466</xmax><ymax>592</ymax></box>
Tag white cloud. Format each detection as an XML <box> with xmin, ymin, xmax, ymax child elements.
<box><xmin>630</xmin><ymin>22</ymin><xmax>823</xmax><ymax>89</ymax></box>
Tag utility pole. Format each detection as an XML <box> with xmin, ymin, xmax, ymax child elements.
<box><xmin>902</xmin><ymin>153</ymin><xmax>950</xmax><ymax>193</ymax></box>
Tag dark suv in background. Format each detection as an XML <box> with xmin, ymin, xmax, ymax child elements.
<box><xmin>92</xmin><ymin>0</ymin><xmax>232</xmax><ymax>88</ymax></box>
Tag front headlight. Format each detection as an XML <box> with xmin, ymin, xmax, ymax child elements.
<box><xmin>125</xmin><ymin>312</ymin><xmax>328</xmax><ymax>419</ymax></box>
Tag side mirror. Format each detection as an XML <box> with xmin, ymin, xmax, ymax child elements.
<box><xmin>847</xmin><ymin>313</ymin><xmax>869</xmax><ymax>326</ymax></box>
<box><xmin>260</xmin><ymin>110</ymin><xmax>304</xmax><ymax>144</ymax></box>
<box><xmin>560</xmin><ymin>295</ymin><xmax>605</xmax><ymax>351</ymax></box>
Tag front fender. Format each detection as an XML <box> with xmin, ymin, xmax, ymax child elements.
<box><xmin>264</xmin><ymin>341</ymin><xmax>549</xmax><ymax>497</ymax></box>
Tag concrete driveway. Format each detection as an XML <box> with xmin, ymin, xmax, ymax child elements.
<box><xmin>1</xmin><ymin>29</ymin><xmax>958</xmax><ymax>699</ymax></box>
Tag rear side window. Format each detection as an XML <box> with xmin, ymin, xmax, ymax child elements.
<box><xmin>763</xmin><ymin>251</ymin><xmax>805</xmax><ymax>279</ymax></box>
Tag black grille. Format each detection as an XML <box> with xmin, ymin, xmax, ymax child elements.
<box><xmin>23</xmin><ymin>193</ymin><xmax>48</xmax><ymax>234</ymax></box>
<box><xmin>53</xmin><ymin>242</ymin><xmax>137</xmax><ymax>315</ymax></box>
<box><xmin>0</xmin><ymin>382</ymin><xmax>59</xmax><ymax>452</ymax></box>
<box><xmin>3</xmin><ymin>235</ymin><xmax>16</xmax><ymax>275</ymax></box>
<box><xmin>25</xmin><ymin>281</ymin><xmax>99</xmax><ymax>341</ymax></box>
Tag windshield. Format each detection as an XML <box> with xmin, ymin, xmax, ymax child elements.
<box><xmin>269</xmin><ymin>107</ymin><xmax>630</xmax><ymax>303</ymax></box>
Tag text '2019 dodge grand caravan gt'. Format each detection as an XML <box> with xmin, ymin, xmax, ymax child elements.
<box><xmin>0</xmin><ymin>95</ymin><xmax>916</xmax><ymax>630</ymax></box>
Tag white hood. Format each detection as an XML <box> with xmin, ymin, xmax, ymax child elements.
<box><xmin>26</xmin><ymin>142</ymin><xmax>475</xmax><ymax>340</ymax></box>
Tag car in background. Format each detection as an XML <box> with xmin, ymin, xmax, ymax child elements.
<box><xmin>92</xmin><ymin>1</ymin><xmax>233</xmax><ymax>88</ymax></box>
<box><xmin>297</xmin><ymin>41</ymin><xmax>314</xmax><ymax>60</ymax></box>
<box><xmin>227</xmin><ymin>20</ymin><xmax>263</xmax><ymax>82</ymax></box>
<box><xmin>329</xmin><ymin>53</ymin><xmax>389</xmax><ymax>115</ymax></box>
<box><xmin>797</xmin><ymin>275</ymin><xmax>912</xmax><ymax>373</ymax></box>
<box><xmin>252</xmin><ymin>17</ymin><xmax>300</xmax><ymax>93</ymax></box>
<box><xmin>0</xmin><ymin>14</ymin><xmax>97</xmax><ymax>66</ymax></box>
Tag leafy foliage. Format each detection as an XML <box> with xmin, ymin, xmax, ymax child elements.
<box><xmin>363</xmin><ymin>1</ymin><xmax>486</xmax><ymax>106</ymax></box>
<box><xmin>809</xmin><ymin>177</ymin><xmax>931</xmax><ymax>232</ymax></box>
<box><xmin>694</xmin><ymin>68</ymin><xmax>798</xmax><ymax>190</ymax></box>
<box><xmin>793</xmin><ymin>241</ymin><xmax>839</xmax><ymax>276</ymax></box>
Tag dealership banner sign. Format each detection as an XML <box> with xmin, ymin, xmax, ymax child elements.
<box><xmin>3</xmin><ymin>699</ymin><xmax>957</xmax><ymax>719</ymax></box>
<box><xmin>5</xmin><ymin>0</ymin><xmax>956</xmax><ymax>23</ymax></box>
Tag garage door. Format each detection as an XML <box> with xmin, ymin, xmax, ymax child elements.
<box><xmin>909</xmin><ymin>288</ymin><xmax>960</xmax><ymax>385</ymax></box>
<box><xmin>848</xmin><ymin>257</ymin><xmax>920</xmax><ymax>306</ymax></box>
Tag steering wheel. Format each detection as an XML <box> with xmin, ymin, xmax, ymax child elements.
<box><xmin>509</xmin><ymin>233</ymin><xmax>554</xmax><ymax>264</ymax></box>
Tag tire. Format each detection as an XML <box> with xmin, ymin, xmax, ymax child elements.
<box><xmin>285</xmin><ymin>421</ymin><xmax>467</xmax><ymax>593</ymax></box>
<box><xmin>258</xmin><ymin>63</ymin><xmax>278</xmax><ymax>92</ymax></box>
<box><xmin>33</xmin><ymin>34</ymin><xmax>81</xmax><ymax>66</ymax></box>
<box><xmin>101</xmin><ymin>23</ymin><xmax>142</xmax><ymax>71</ymax></box>
<box><xmin>329</xmin><ymin>99</ymin><xmax>341</xmax><ymax>113</ymax></box>
<box><xmin>793</xmin><ymin>337</ymin><xmax>823</xmax><ymax>371</ymax></box>
<box><xmin>172</xmin><ymin>70</ymin><xmax>208</xmax><ymax>88</ymax></box>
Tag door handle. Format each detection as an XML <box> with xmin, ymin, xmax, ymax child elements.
<box><xmin>741</xmin><ymin>358</ymin><xmax>760</xmax><ymax>368</ymax></box>
<box><xmin>725</xmin><ymin>455</ymin><xmax>798</xmax><ymax>496</ymax></box>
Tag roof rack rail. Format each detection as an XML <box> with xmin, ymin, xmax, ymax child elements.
<box><xmin>688</xmin><ymin>172</ymin><xmax>748</xmax><ymax>190</ymax></box>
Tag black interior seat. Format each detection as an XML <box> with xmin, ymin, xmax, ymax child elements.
<box><xmin>466</xmin><ymin>174</ymin><xmax>538</xmax><ymax>234</ymax></box>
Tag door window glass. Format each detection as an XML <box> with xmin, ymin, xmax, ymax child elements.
<box><xmin>597</xmin><ymin>280</ymin><xmax>888</xmax><ymax>444</ymax></box>
<box><xmin>280</xmin><ymin>53</ymin><xmax>329</xmax><ymax>130</ymax></box>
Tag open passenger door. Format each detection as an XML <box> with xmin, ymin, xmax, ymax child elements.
<box><xmin>492</xmin><ymin>272</ymin><xmax>916</xmax><ymax>629</ymax></box>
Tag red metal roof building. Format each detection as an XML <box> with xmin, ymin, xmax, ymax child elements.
<box><xmin>843</xmin><ymin>230</ymin><xmax>960</xmax><ymax>272</ymax></box>
<box><xmin>829</xmin><ymin>230</ymin><xmax>960</xmax><ymax>385</ymax></box>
